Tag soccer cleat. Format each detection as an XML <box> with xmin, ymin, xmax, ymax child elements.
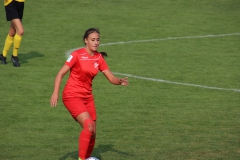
<box><xmin>86</xmin><ymin>157</ymin><xmax>99</xmax><ymax>160</ymax></box>
<box><xmin>0</xmin><ymin>54</ymin><xmax>7</xmax><ymax>64</ymax></box>
<box><xmin>78</xmin><ymin>157</ymin><xmax>99</xmax><ymax>160</ymax></box>
<box><xmin>11</xmin><ymin>55</ymin><xmax>20</xmax><ymax>67</ymax></box>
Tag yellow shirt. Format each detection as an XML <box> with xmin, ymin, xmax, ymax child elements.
<box><xmin>4</xmin><ymin>0</ymin><xmax>25</xmax><ymax>6</ymax></box>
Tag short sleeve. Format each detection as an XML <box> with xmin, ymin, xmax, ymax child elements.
<box><xmin>98</xmin><ymin>55</ymin><xmax>109</xmax><ymax>72</ymax></box>
<box><xmin>65</xmin><ymin>51</ymin><xmax>78</xmax><ymax>68</ymax></box>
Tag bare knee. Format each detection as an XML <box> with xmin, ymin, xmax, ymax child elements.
<box><xmin>8</xmin><ymin>27</ymin><xmax>24</xmax><ymax>36</ymax></box>
<box><xmin>10</xmin><ymin>19</ymin><xmax>24</xmax><ymax>36</ymax></box>
<box><xmin>17</xmin><ymin>29</ymin><xmax>24</xmax><ymax>36</ymax></box>
<box><xmin>8</xmin><ymin>28</ymin><xmax>16</xmax><ymax>37</ymax></box>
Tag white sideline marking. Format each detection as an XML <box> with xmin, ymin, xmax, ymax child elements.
<box><xmin>113</xmin><ymin>72</ymin><xmax>240</xmax><ymax>92</ymax></box>
<box><xmin>65</xmin><ymin>33</ymin><xmax>240</xmax><ymax>92</ymax></box>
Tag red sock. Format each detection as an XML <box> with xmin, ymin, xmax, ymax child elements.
<box><xmin>86</xmin><ymin>137</ymin><xmax>96</xmax><ymax>158</ymax></box>
<box><xmin>79</xmin><ymin>119</ymin><xmax>94</xmax><ymax>159</ymax></box>
<box><xmin>79</xmin><ymin>130</ymin><xmax>92</xmax><ymax>159</ymax></box>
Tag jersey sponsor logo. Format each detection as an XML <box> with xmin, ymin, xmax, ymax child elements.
<box><xmin>80</xmin><ymin>55</ymin><xmax>101</xmax><ymax>61</ymax></box>
<box><xmin>94</xmin><ymin>62</ymin><xmax>99</xmax><ymax>69</ymax></box>
<box><xmin>67</xmin><ymin>55</ymin><xmax>73</xmax><ymax>62</ymax></box>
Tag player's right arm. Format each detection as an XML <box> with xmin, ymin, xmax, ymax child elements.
<box><xmin>50</xmin><ymin>65</ymin><xmax>70</xmax><ymax>107</ymax></box>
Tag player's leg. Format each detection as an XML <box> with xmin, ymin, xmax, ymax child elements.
<box><xmin>76</xmin><ymin>112</ymin><xmax>95</xmax><ymax>160</ymax></box>
<box><xmin>12</xmin><ymin>18</ymin><xmax>24</xmax><ymax>55</ymax></box>
<box><xmin>86</xmin><ymin>120</ymin><xmax>96</xmax><ymax>158</ymax></box>
<box><xmin>1</xmin><ymin>23</ymin><xmax>15</xmax><ymax>64</ymax></box>
<box><xmin>85</xmin><ymin>98</ymin><xmax>97</xmax><ymax>158</ymax></box>
<box><xmin>11</xmin><ymin>19</ymin><xmax>24</xmax><ymax>67</ymax></box>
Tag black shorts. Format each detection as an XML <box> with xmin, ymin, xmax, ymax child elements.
<box><xmin>5</xmin><ymin>0</ymin><xmax>24</xmax><ymax>21</ymax></box>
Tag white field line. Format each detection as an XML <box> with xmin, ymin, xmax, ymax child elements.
<box><xmin>113</xmin><ymin>72</ymin><xmax>240</xmax><ymax>92</ymax></box>
<box><xmin>100</xmin><ymin>33</ymin><xmax>240</xmax><ymax>46</ymax></box>
<box><xmin>65</xmin><ymin>33</ymin><xmax>240</xmax><ymax>92</ymax></box>
<box><xmin>65</xmin><ymin>33</ymin><xmax>240</xmax><ymax>57</ymax></box>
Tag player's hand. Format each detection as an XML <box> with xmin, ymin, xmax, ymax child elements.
<box><xmin>50</xmin><ymin>93</ymin><xmax>58</xmax><ymax>107</ymax></box>
<box><xmin>120</xmin><ymin>77</ymin><xmax>129</xmax><ymax>86</ymax></box>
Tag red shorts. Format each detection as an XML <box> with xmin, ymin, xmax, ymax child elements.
<box><xmin>62</xmin><ymin>97</ymin><xmax>97</xmax><ymax>120</ymax></box>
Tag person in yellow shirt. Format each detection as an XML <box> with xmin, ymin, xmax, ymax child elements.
<box><xmin>0</xmin><ymin>0</ymin><xmax>25</xmax><ymax>67</ymax></box>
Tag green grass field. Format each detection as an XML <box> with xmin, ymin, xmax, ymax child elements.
<box><xmin>0</xmin><ymin>0</ymin><xmax>240</xmax><ymax>160</ymax></box>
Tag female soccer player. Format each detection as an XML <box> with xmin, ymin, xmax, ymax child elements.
<box><xmin>0</xmin><ymin>0</ymin><xmax>25</xmax><ymax>67</ymax></box>
<box><xmin>50</xmin><ymin>28</ymin><xmax>129</xmax><ymax>160</ymax></box>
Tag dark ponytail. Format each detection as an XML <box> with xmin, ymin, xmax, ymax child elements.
<box><xmin>99</xmin><ymin>52</ymin><xmax>107</xmax><ymax>58</ymax></box>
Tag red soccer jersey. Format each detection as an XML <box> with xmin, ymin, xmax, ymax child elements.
<box><xmin>62</xmin><ymin>48</ymin><xmax>109</xmax><ymax>99</ymax></box>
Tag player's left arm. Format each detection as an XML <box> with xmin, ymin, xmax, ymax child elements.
<box><xmin>102</xmin><ymin>70</ymin><xmax>129</xmax><ymax>86</ymax></box>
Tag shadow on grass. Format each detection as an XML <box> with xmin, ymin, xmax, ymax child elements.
<box><xmin>59</xmin><ymin>144</ymin><xmax>134</xmax><ymax>160</ymax></box>
<box><xmin>19</xmin><ymin>51</ymin><xmax>44</xmax><ymax>64</ymax></box>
